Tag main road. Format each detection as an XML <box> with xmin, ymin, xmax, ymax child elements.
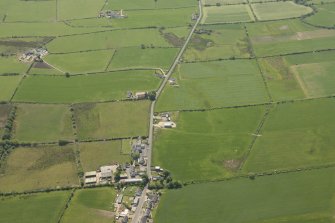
<box><xmin>131</xmin><ymin>1</ymin><xmax>203</xmax><ymax>223</ymax></box>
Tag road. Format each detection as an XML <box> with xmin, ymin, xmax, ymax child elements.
<box><xmin>131</xmin><ymin>2</ymin><xmax>203</xmax><ymax>223</ymax></box>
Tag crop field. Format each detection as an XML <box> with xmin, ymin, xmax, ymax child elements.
<box><xmin>183</xmin><ymin>24</ymin><xmax>251</xmax><ymax>61</ymax></box>
<box><xmin>243</xmin><ymin>99</ymin><xmax>335</xmax><ymax>173</ymax></box>
<box><xmin>156</xmin><ymin>60</ymin><xmax>269</xmax><ymax>111</ymax></box>
<box><xmin>107</xmin><ymin>47</ymin><xmax>179</xmax><ymax>70</ymax></box>
<box><xmin>0</xmin><ymin>145</ymin><xmax>79</xmax><ymax>192</ymax></box>
<box><xmin>74</xmin><ymin>101</ymin><xmax>150</xmax><ymax>140</ymax></box>
<box><xmin>13</xmin><ymin>70</ymin><xmax>160</xmax><ymax>103</ymax></box>
<box><xmin>247</xmin><ymin>19</ymin><xmax>335</xmax><ymax>56</ymax></box>
<box><xmin>251</xmin><ymin>2</ymin><xmax>313</xmax><ymax>21</ymax></box>
<box><xmin>202</xmin><ymin>5</ymin><xmax>254</xmax><ymax>24</ymax></box>
<box><xmin>0</xmin><ymin>75</ymin><xmax>22</xmax><ymax>102</ymax></box>
<box><xmin>0</xmin><ymin>57</ymin><xmax>29</xmax><ymax>74</ymax></box>
<box><xmin>104</xmin><ymin>0</ymin><xmax>197</xmax><ymax>10</ymax></box>
<box><xmin>13</xmin><ymin>104</ymin><xmax>73</xmax><ymax>143</ymax></box>
<box><xmin>78</xmin><ymin>140</ymin><xmax>129</xmax><ymax>172</ymax></box>
<box><xmin>58</xmin><ymin>0</ymin><xmax>106</xmax><ymax>20</ymax></box>
<box><xmin>0</xmin><ymin>191</ymin><xmax>70</xmax><ymax>223</ymax></box>
<box><xmin>0</xmin><ymin>104</ymin><xmax>12</xmax><ymax>137</ymax></box>
<box><xmin>304</xmin><ymin>3</ymin><xmax>335</xmax><ymax>28</ymax></box>
<box><xmin>259</xmin><ymin>51</ymin><xmax>335</xmax><ymax>100</ymax></box>
<box><xmin>153</xmin><ymin>106</ymin><xmax>265</xmax><ymax>181</ymax></box>
<box><xmin>155</xmin><ymin>167</ymin><xmax>335</xmax><ymax>223</ymax></box>
<box><xmin>62</xmin><ymin>187</ymin><xmax>116</xmax><ymax>223</ymax></box>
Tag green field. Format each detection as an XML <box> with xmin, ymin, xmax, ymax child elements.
<box><xmin>74</xmin><ymin>101</ymin><xmax>150</xmax><ymax>140</ymax></box>
<box><xmin>203</xmin><ymin>0</ymin><xmax>247</xmax><ymax>5</ymax></box>
<box><xmin>305</xmin><ymin>3</ymin><xmax>335</xmax><ymax>28</ymax></box>
<box><xmin>183</xmin><ymin>24</ymin><xmax>251</xmax><ymax>61</ymax></box>
<box><xmin>156</xmin><ymin>60</ymin><xmax>269</xmax><ymax>111</ymax></box>
<box><xmin>153</xmin><ymin>106</ymin><xmax>265</xmax><ymax>181</ymax></box>
<box><xmin>0</xmin><ymin>104</ymin><xmax>12</xmax><ymax>137</ymax></box>
<box><xmin>0</xmin><ymin>75</ymin><xmax>22</xmax><ymax>102</ymax></box>
<box><xmin>0</xmin><ymin>191</ymin><xmax>70</xmax><ymax>223</ymax></box>
<box><xmin>247</xmin><ymin>19</ymin><xmax>335</xmax><ymax>56</ymax></box>
<box><xmin>0</xmin><ymin>57</ymin><xmax>29</xmax><ymax>74</ymax></box>
<box><xmin>13</xmin><ymin>104</ymin><xmax>73</xmax><ymax>143</ymax></box>
<box><xmin>104</xmin><ymin>0</ymin><xmax>197</xmax><ymax>10</ymax></box>
<box><xmin>62</xmin><ymin>187</ymin><xmax>116</xmax><ymax>223</ymax></box>
<box><xmin>202</xmin><ymin>5</ymin><xmax>254</xmax><ymax>24</ymax></box>
<box><xmin>244</xmin><ymin>99</ymin><xmax>335</xmax><ymax>173</ymax></box>
<box><xmin>78</xmin><ymin>140</ymin><xmax>129</xmax><ymax>172</ymax></box>
<box><xmin>58</xmin><ymin>0</ymin><xmax>106</xmax><ymax>20</ymax></box>
<box><xmin>155</xmin><ymin>167</ymin><xmax>335</xmax><ymax>223</ymax></box>
<box><xmin>260</xmin><ymin>51</ymin><xmax>335</xmax><ymax>101</ymax></box>
<box><xmin>251</xmin><ymin>2</ymin><xmax>312</xmax><ymax>21</ymax></box>
<box><xmin>0</xmin><ymin>145</ymin><xmax>79</xmax><ymax>192</ymax></box>
<box><xmin>108</xmin><ymin>47</ymin><xmax>179</xmax><ymax>70</ymax></box>
<box><xmin>13</xmin><ymin>70</ymin><xmax>161</xmax><ymax>103</ymax></box>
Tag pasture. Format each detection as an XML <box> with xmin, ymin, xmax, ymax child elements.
<box><xmin>58</xmin><ymin>0</ymin><xmax>106</xmax><ymax>20</ymax></box>
<box><xmin>28</xmin><ymin>65</ymin><xmax>63</xmax><ymax>75</ymax></box>
<box><xmin>0</xmin><ymin>191</ymin><xmax>70</xmax><ymax>223</ymax></box>
<box><xmin>153</xmin><ymin>106</ymin><xmax>265</xmax><ymax>181</ymax></box>
<box><xmin>62</xmin><ymin>187</ymin><xmax>116</xmax><ymax>223</ymax></box>
<box><xmin>0</xmin><ymin>145</ymin><xmax>79</xmax><ymax>192</ymax></box>
<box><xmin>247</xmin><ymin>19</ymin><xmax>335</xmax><ymax>56</ymax></box>
<box><xmin>243</xmin><ymin>99</ymin><xmax>335</xmax><ymax>173</ymax></box>
<box><xmin>104</xmin><ymin>0</ymin><xmax>197</xmax><ymax>10</ymax></box>
<box><xmin>74</xmin><ymin>101</ymin><xmax>150</xmax><ymax>140</ymax></box>
<box><xmin>13</xmin><ymin>70</ymin><xmax>161</xmax><ymax>103</ymax></box>
<box><xmin>259</xmin><ymin>51</ymin><xmax>335</xmax><ymax>100</ymax></box>
<box><xmin>305</xmin><ymin>3</ymin><xmax>335</xmax><ymax>28</ymax></box>
<box><xmin>13</xmin><ymin>104</ymin><xmax>73</xmax><ymax>143</ymax></box>
<box><xmin>184</xmin><ymin>24</ymin><xmax>250</xmax><ymax>61</ymax></box>
<box><xmin>156</xmin><ymin>60</ymin><xmax>269</xmax><ymax>111</ymax></box>
<box><xmin>155</xmin><ymin>167</ymin><xmax>335</xmax><ymax>223</ymax></box>
<box><xmin>0</xmin><ymin>104</ymin><xmax>12</xmax><ymax>137</ymax></box>
<box><xmin>251</xmin><ymin>2</ymin><xmax>312</xmax><ymax>21</ymax></box>
<box><xmin>203</xmin><ymin>0</ymin><xmax>247</xmax><ymax>5</ymax></box>
<box><xmin>202</xmin><ymin>5</ymin><xmax>254</xmax><ymax>24</ymax></box>
<box><xmin>78</xmin><ymin>140</ymin><xmax>129</xmax><ymax>172</ymax></box>
<box><xmin>0</xmin><ymin>57</ymin><xmax>29</xmax><ymax>74</ymax></box>
<box><xmin>0</xmin><ymin>75</ymin><xmax>22</xmax><ymax>102</ymax></box>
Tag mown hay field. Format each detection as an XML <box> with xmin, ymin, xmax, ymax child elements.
<box><xmin>155</xmin><ymin>167</ymin><xmax>335</xmax><ymax>223</ymax></box>
<box><xmin>153</xmin><ymin>106</ymin><xmax>265</xmax><ymax>181</ymax></box>
<box><xmin>0</xmin><ymin>145</ymin><xmax>79</xmax><ymax>192</ymax></box>
<box><xmin>202</xmin><ymin>5</ymin><xmax>254</xmax><ymax>24</ymax></box>
<box><xmin>74</xmin><ymin>101</ymin><xmax>150</xmax><ymax>140</ymax></box>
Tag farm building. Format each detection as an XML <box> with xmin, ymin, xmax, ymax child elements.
<box><xmin>116</xmin><ymin>194</ymin><xmax>124</xmax><ymax>204</ymax></box>
<box><xmin>135</xmin><ymin>92</ymin><xmax>147</xmax><ymax>100</ymax></box>
<box><xmin>84</xmin><ymin>171</ymin><xmax>97</xmax><ymax>185</ymax></box>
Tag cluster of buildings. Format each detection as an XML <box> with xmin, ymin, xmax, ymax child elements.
<box><xmin>139</xmin><ymin>193</ymin><xmax>159</xmax><ymax>223</ymax></box>
<box><xmin>126</xmin><ymin>91</ymin><xmax>147</xmax><ymax>100</ymax></box>
<box><xmin>98</xmin><ymin>9</ymin><xmax>128</xmax><ymax>19</ymax></box>
<box><xmin>154</xmin><ymin>113</ymin><xmax>177</xmax><ymax>129</ymax></box>
<box><xmin>19</xmin><ymin>48</ymin><xmax>48</xmax><ymax>63</ymax></box>
<box><xmin>84</xmin><ymin>165</ymin><xmax>118</xmax><ymax>185</ymax></box>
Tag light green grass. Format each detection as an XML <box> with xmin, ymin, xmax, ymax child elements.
<box><xmin>78</xmin><ymin>140</ymin><xmax>129</xmax><ymax>172</ymax></box>
<box><xmin>251</xmin><ymin>2</ymin><xmax>313</xmax><ymax>21</ymax></box>
<box><xmin>155</xmin><ymin>167</ymin><xmax>335</xmax><ymax>223</ymax></box>
<box><xmin>204</xmin><ymin>0</ymin><xmax>247</xmax><ymax>5</ymax></box>
<box><xmin>0</xmin><ymin>104</ymin><xmax>12</xmax><ymax>137</ymax></box>
<box><xmin>153</xmin><ymin>106</ymin><xmax>265</xmax><ymax>181</ymax></box>
<box><xmin>202</xmin><ymin>5</ymin><xmax>254</xmax><ymax>24</ymax></box>
<box><xmin>0</xmin><ymin>57</ymin><xmax>29</xmax><ymax>74</ymax></box>
<box><xmin>244</xmin><ymin>99</ymin><xmax>335</xmax><ymax>173</ymax></box>
<box><xmin>0</xmin><ymin>145</ymin><xmax>79</xmax><ymax>192</ymax></box>
<box><xmin>44</xmin><ymin>50</ymin><xmax>113</xmax><ymax>74</ymax></box>
<box><xmin>108</xmin><ymin>47</ymin><xmax>178</xmax><ymax>71</ymax></box>
<box><xmin>156</xmin><ymin>60</ymin><xmax>269</xmax><ymax>111</ymax></box>
<box><xmin>183</xmin><ymin>24</ymin><xmax>251</xmax><ymax>61</ymax></box>
<box><xmin>28</xmin><ymin>66</ymin><xmax>64</xmax><ymax>75</ymax></box>
<box><xmin>104</xmin><ymin>0</ymin><xmax>197</xmax><ymax>10</ymax></box>
<box><xmin>305</xmin><ymin>3</ymin><xmax>335</xmax><ymax>28</ymax></box>
<box><xmin>13</xmin><ymin>104</ymin><xmax>73</xmax><ymax>143</ymax></box>
<box><xmin>0</xmin><ymin>75</ymin><xmax>22</xmax><ymax>102</ymax></box>
<box><xmin>0</xmin><ymin>191</ymin><xmax>70</xmax><ymax>223</ymax></box>
<box><xmin>58</xmin><ymin>0</ymin><xmax>106</xmax><ymax>20</ymax></box>
<box><xmin>74</xmin><ymin>101</ymin><xmax>150</xmax><ymax>140</ymax></box>
<box><xmin>14</xmin><ymin>70</ymin><xmax>160</xmax><ymax>103</ymax></box>
<box><xmin>62</xmin><ymin>187</ymin><xmax>116</xmax><ymax>223</ymax></box>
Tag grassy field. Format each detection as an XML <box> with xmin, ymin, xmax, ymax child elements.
<box><xmin>58</xmin><ymin>0</ymin><xmax>106</xmax><ymax>20</ymax></box>
<box><xmin>183</xmin><ymin>24</ymin><xmax>251</xmax><ymax>61</ymax></box>
<box><xmin>305</xmin><ymin>3</ymin><xmax>335</xmax><ymax>28</ymax></box>
<box><xmin>153</xmin><ymin>106</ymin><xmax>265</xmax><ymax>181</ymax></box>
<box><xmin>259</xmin><ymin>51</ymin><xmax>335</xmax><ymax>101</ymax></box>
<box><xmin>13</xmin><ymin>70</ymin><xmax>161</xmax><ymax>103</ymax></box>
<box><xmin>108</xmin><ymin>47</ymin><xmax>179</xmax><ymax>70</ymax></box>
<box><xmin>13</xmin><ymin>104</ymin><xmax>73</xmax><ymax>143</ymax></box>
<box><xmin>247</xmin><ymin>19</ymin><xmax>335</xmax><ymax>56</ymax></box>
<box><xmin>47</xmin><ymin>29</ymin><xmax>171</xmax><ymax>53</ymax></box>
<box><xmin>28</xmin><ymin>66</ymin><xmax>64</xmax><ymax>75</ymax></box>
<box><xmin>0</xmin><ymin>75</ymin><xmax>22</xmax><ymax>102</ymax></box>
<box><xmin>78</xmin><ymin>140</ymin><xmax>129</xmax><ymax>172</ymax></box>
<box><xmin>104</xmin><ymin>0</ymin><xmax>197</xmax><ymax>10</ymax></box>
<box><xmin>0</xmin><ymin>104</ymin><xmax>12</xmax><ymax>137</ymax></box>
<box><xmin>0</xmin><ymin>145</ymin><xmax>79</xmax><ymax>192</ymax></box>
<box><xmin>244</xmin><ymin>99</ymin><xmax>335</xmax><ymax>173</ymax></box>
<box><xmin>0</xmin><ymin>57</ymin><xmax>29</xmax><ymax>74</ymax></box>
<box><xmin>155</xmin><ymin>167</ymin><xmax>335</xmax><ymax>223</ymax></box>
<box><xmin>44</xmin><ymin>50</ymin><xmax>113</xmax><ymax>74</ymax></box>
<box><xmin>202</xmin><ymin>5</ymin><xmax>254</xmax><ymax>24</ymax></box>
<box><xmin>0</xmin><ymin>191</ymin><xmax>70</xmax><ymax>223</ymax></box>
<box><xmin>62</xmin><ymin>187</ymin><xmax>116</xmax><ymax>223</ymax></box>
<box><xmin>156</xmin><ymin>60</ymin><xmax>269</xmax><ymax>111</ymax></box>
<box><xmin>74</xmin><ymin>101</ymin><xmax>150</xmax><ymax>140</ymax></box>
<box><xmin>203</xmin><ymin>0</ymin><xmax>247</xmax><ymax>5</ymax></box>
<box><xmin>251</xmin><ymin>2</ymin><xmax>313</xmax><ymax>21</ymax></box>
